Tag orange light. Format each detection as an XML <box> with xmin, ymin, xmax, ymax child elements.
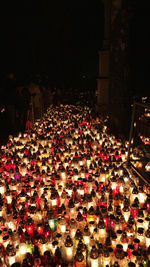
<box><xmin>137</xmin><ymin>162</ymin><xmax>143</xmax><ymax>169</ymax></box>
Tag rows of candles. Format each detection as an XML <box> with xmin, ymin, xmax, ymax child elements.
<box><xmin>0</xmin><ymin>105</ymin><xmax>150</xmax><ymax>266</ymax></box>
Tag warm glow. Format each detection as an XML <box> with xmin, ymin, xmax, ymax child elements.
<box><xmin>0</xmin><ymin>105</ymin><xmax>149</xmax><ymax>265</ymax></box>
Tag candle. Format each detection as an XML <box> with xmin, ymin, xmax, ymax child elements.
<box><xmin>89</xmin><ymin>246</ymin><xmax>99</xmax><ymax>267</ymax></box>
<box><xmin>0</xmin><ymin>104</ymin><xmax>150</xmax><ymax>266</ymax></box>
<box><xmin>137</xmin><ymin>227</ymin><xmax>145</xmax><ymax>246</ymax></box>
<box><xmin>57</xmin><ymin>216</ymin><xmax>66</xmax><ymax>234</ymax></box>
<box><xmin>37</xmin><ymin>223</ymin><xmax>44</xmax><ymax>235</ymax></box>
<box><xmin>98</xmin><ymin>219</ymin><xmax>106</xmax><ymax>244</ymax></box>
<box><xmin>9</xmin><ymin>255</ymin><xmax>16</xmax><ymax>265</ymax></box>
<box><xmin>63</xmin><ymin>235</ymin><xmax>74</xmax><ymax>263</ymax></box>
<box><xmin>83</xmin><ymin>225</ymin><xmax>90</xmax><ymax>245</ymax></box>
<box><xmin>144</xmin><ymin>217</ymin><xmax>150</xmax><ymax>230</ymax></box>
<box><xmin>70</xmin><ymin>218</ymin><xmax>77</xmax><ymax>238</ymax></box>
<box><xmin>103</xmin><ymin>247</ymin><xmax>110</xmax><ymax>266</ymax></box>
<box><xmin>121</xmin><ymin>232</ymin><xmax>128</xmax><ymax>252</ymax></box>
<box><xmin>19</xmin><ymin>243</ymin><xmax>27</xmax><ymax>255</ymax></box>
<box><xmin>0</xmin><ymin>182</ymin><xmax>5</xmax><ymax>195</ymax></box>
<box><xmin>139</xmin><ymin>190</ymin><xmax>146</xmax><ymax>207</ymax></box>
<box><xmin>6</xmin><ymin>244</ymin><xmax>16</xmax><ymax>265</ymax></box>
<box><xmin>145</xmin><ymin>228</ymin><xmax>150</xmax><ymax>248</ymax></box>
<box><xmin>74</xmin><ymin>249</ymin><xmax>86</xmax><ymax>267</ymax></box>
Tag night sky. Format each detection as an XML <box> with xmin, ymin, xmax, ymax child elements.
<box><xmin>130</xmin><ymin>0</ymin><xmax>150</xmax><ymax>97</ymax></box>
<box><xmin>0</xmin><ymin>1</ymin><xmax>150</xmax><ymax>95</ymax></box>
<box><xmin>0</xmin><ymin>1</ymin><xmax>104</xmax><ymax>85</ymax></box>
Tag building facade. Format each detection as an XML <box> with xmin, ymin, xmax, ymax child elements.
<box><xmin>97</xmin><ymin>0</ymin><xmax>135</xmax><ymax>136</ymax></box>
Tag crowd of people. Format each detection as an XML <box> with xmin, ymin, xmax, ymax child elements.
<box><xmin>0</xmin><ymin>72</ymin><xmax>96</xmax><ymax>141</ymax></box>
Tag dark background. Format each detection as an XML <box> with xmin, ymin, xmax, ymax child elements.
<box><xmin>130</xmin><ymin>0</ymin><xmax>150</xmax><ymax>97</ymax></box>
<box><xmin>0</xmin><ymin>0</ymin><xmax>104</xmax><ymax>87</ymax></box>
<box><xmin>0</xmin><ymin>1</ymin><xmax>150</xmax><ymax>93</ymax></box>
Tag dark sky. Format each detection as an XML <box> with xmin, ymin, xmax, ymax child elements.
<box><xmin>1</xmin><ymin>1</ymin><xmax>149</xmax><ymax>95</ymax></box>
<box><xmin>0</xmin><ymin>1</ymin><xmax>104</xmax><ymax>84</ymax></box>
<box><xmin>130</xmin><ymin>0</ymin><xmax>150</xmax><ymax>96</ymax></box>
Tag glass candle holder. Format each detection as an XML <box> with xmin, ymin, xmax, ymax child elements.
<box><xmin>83</xmin><ymin>225</ymin><xmax>90</xmax><ymax>246</ymax></box>
<box><xmin>63</xmin><ymin>235</ymin><xmax>74</xmax><ymax>263</ymax></box>
<box><xmin>57</xmin><ymin>216</ymin><xmax>67</xmax><ymax>234</ymax></box>
<box><xmin>137</xmin><ymin>227</ymin><xmax>145</xmax><ymax>246</ymax></box>
<box><xmin>74</xmin><ymin>249</ymin><xmax>86</xmax><ymax>267</ymax></box>
<box><xmin>102</xmin><ymin>246</ymin><xmax>110</xmax><ymax>266</ymax></box>
<box><xmin>19</xmin><ymin>243</ymin><xmax>27</xmax><ymax>263</ymax></box>
<box><xmin>69</xmin><ymin>218</ymin><xmax>77</xmax><ymax>239</ymax></box>
<box><xmin>145</xmin><ymin>228</ymin><xmax>150</xmax><ymax>248</ymax></box>
<box><xmin>6</xmin><ymin>244</ymin><xmax>16</xmax><ymax>266</ymax></box>
<box><xmin>89</xmin><ymin>245</ymin><xmax>99</xmax><ymax>267</ymax></box>
<box><xmin>144</xmin><ymin>217</ymin><xmax>150</xmax><ymax>231</ymax></box>
<box><xmin>98</xmin><ymin>219</ymin><xmax>106</xmax><ymax>244</ymax></box>
<box><xmin>0</xmin><ymin>182</ymin><xmax>5</xmax><ymax>195</ymax></box>
<box><xmin>25</xmin><ymin>217</ymin><xmax>34</xmax><ymax>236</ymax></box>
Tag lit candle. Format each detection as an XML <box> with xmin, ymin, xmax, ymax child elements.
<box><xmin>19</xmin><ymin>243</ymin><xmax>27</xmax><ymax>263</ymax></box>
<box><xmin>137</xmin><ymin>227</ymin><xmax>145</xmax><ymax>246</ymax></box>
<box><xmin>87</xmin><ymin>206</ymin><xmax>95</xmax><ymax>223</ymax></box>
<box><xmin>139</xmin><ymin>192</ymin><xmax>146</xmax><ymax>207</ymax></box>
<box><xmin>144</xmin><ymin>217</ymin><xmax>150</xmax><ymax>231</ymax></box>
<box><xmin>145</xmin><ymin>228</ymin><xmax>150</xmax><ymax>248</ymax></box>
<box><xmin>89</xmin><ymin>246</ymin><xmax>99</xmax><ymax>267</ymax></box>
<box><xmin>102</xmin><ymin>247</ymin><xmax>110</xmax><ymax>266</ymax></box>
<box><xmin>39</xmin><ymin>236</ymin><xmax>47</xmax><ymax>255</ymax></box>
<box><xmin>83</xmin><ymin>225</ymin><xmax>90</xmax><ymax>245</ymax></box>
<box><xmin>57</xmin><ymin>216</ymin><xmax>66</xmax><ymax>234</ymax></box>
<box><xmin>74</xmin><ymin>249</ymin><xmax>86</xmax><ymax>267</ymax></box>
<box><xmin>9</xmin><ymin>255</ymin><xmax>16</xmax><ymax>266</ymax></box>
<box><xmin>6</xmin><ymin>244</ymin><xmax>16</xmax><ymax>265</ymax></box>
<box><xmin>70</xmin><ymin>218</ymin><xmax>77</xmax><ymax>238</ymax></box>
<box><xmin>48</xmin><ymin>210</ymin><xmax>57</xmax><ymax>232</ymax></box>
<box><xmin>121</xmin><ymin>232</ymin><xmax>128</xmax><ymax>252</ymax></box>
<box><xmin>98</xmin><ymin>229</ymin><xmax>106</xmax><ymax>244</ymax></box>
<box><xmin>63</xmin><ymin>235</ymin><xmax>74</xmax><ymax>263</ymax></box>
<box><xmin>0</xmin><ymin>182</ymin><xmax>5</xmax><ymax>195</ymax></box>
<box><xmin>37</xmin><ymin>223</ymin><xmax>44</xmax><ymax>235</ymax></box>
<box><xmin>89</xmin><ymin>221</ymin><xmax>95</xmax><ymax>235</ymax></box>
<box><xmin>26</xmin><ymin>217</ymin><xmax>34</xmax><ymax>236</ymax></box>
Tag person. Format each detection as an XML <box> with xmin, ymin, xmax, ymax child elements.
<box><xmin>28</xmin><ymin>81</ymin><xmax>42</xmax><ymax>120</ymax></box>
<box><xmin>21</xmin><ymin>86</ymin><xmax>31</xmax><ymax>131</ymax></box>
<box><xmin>42</xmin><ymin>86</ymin><xmax>53</xmax><ymax>110</ymax></box>
<box><xmin>16</xmin><ymin>83</ymin><xmax>31</xmax><ymax>131</ymax></box>
<box><xmin>5</xmin><ymin>72</ymin><xmax>17</xmax><ymax>133</ymax></box>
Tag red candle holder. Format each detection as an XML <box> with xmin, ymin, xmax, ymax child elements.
<box><xmin>131</xmin><ymin>204</ymin><xmax>139</xmax><ymax>219</ymax></box>
<box><xmin>26</xmin><ymin>217</ymin><xmax>34</xmax><ymax>236</ymax></box>
<box><xmin>37</xmin><ymin>224</ymin><xmax>44</xmax><ymax>235</ymax></box>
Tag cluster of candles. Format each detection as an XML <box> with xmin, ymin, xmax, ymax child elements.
<box><xmin>0</xmin><ymin>105</ymin><xmax>150</xmax><ymax>267</ymax></box>
<box><xmin>140</xmin><ymin>136</ymin><xmax>150</xmax><ymax>145</ymax></box>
